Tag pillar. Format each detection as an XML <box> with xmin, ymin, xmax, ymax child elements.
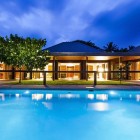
<box><xmin>52</xmin><ymin>57</ymin><xmax>58</xmax><ymax>80</ymax></box>
<box><xmin>80</xmin><ymin>60</ymin><xmax>87</xmax><ymax>80</ymax></box>
<box><xmin>108</xmin><ymin>61</ymin><xmax>111</xmax><ymax>80</ymax></box>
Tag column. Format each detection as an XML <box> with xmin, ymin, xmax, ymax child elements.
<box><xmin>80</xmin><ymin>60</ymin><xmax>87</xmax><ymax>80</ymax></box>
<box><xmin>108</xmin><ymin>61</ymin><xmax>111</xmax><ymax>80</ymax></box>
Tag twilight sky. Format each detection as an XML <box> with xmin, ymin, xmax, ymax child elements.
<box><xmin>0</xmin><ymin>0</ymin><xmax>140</xmax><ymax>48</ymax></box>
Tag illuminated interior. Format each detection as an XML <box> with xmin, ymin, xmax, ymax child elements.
<box><xmin>1</xmin><ymin>55</ymin><xmax>140</xmax><ymax>81</ymax></box>
<box><xmin>134</xmin><ymin>61</ymin><xmax>140</xmax><ymax>80</ymax></box>
<box><xmin>0</xmin><ymin>63</ymin><xmax>4</xmax><ymax>79</ymax></box>
<box><xmin>58</xmin><ymin>63</ymin><xmax>80</xmax><ymax>80</ymax></box>
<box><xmin>44</xmin><ymin>63</ymin><xmax>53</xmax><ymax>80</ymax></box>
<box><xmin>87</xmin><ymin>63</ymin><xmax>108</xmax><ymax>80</ymax></box>
<box><xmin>28</xmin><ymin>63</ymin><xmax>53</xmax><ymax>80</ymax></box>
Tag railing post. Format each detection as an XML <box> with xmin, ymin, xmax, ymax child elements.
<box><xmin>11</xmin><ymin>67</ymin><xmax>15</xmax><ymax>79</ymax></box>
<box><xmin>30</xmin><ymin>71</ymin><xmax>32</xmax><ymax>79</ymax></box>
<box><xmin>94</xmin><ymin>71</ymin><xmax>97</xmax><ymax>86</ymax></box>
<box><xmin>43</xmin><ymin>71</ymin><xmax>46</xmax><ymax>86</ymax></box>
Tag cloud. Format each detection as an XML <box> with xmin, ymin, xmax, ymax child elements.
<box><xmin>15</xmin><ymin>8</ymin><xmax>53</xmax><ymax>36</ymax></box>
<box><xmin>88</xmin><ymin>1</ymin><xmax>140</xmax><ymax>47</ymax></box>
<box><xmin>0</xmin><ymin>0</ymin><xmax>139</xmax><ymax>48</ymax></box>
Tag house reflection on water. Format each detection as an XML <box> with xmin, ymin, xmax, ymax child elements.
<box><xmin>0</xmin><ymin>94</ymin><xmax>5</xmax><ymax>101</ymax></box>
<box><xmin>1</xmin><ymin>93</ymin><xmax>140</xmax><ymax>102</ymax></box>
<box><xmin>1</xmin><ymin>92</ymin><xmax>140</xmax><ymax>111</ymax></box>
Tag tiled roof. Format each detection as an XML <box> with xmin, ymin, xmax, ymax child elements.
<box><xmin>44</xmin><ymin>41</ymin><xmax>104</xmax><ymax>53</ymax></box>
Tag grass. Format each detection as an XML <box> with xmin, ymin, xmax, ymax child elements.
<box><xmin>4</xmin><ymin>80</ymin><xmax>134</xmax><ymax>85</ymax></box>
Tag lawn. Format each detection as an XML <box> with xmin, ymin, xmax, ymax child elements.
<box><xmin>4</xmin><ymin>80</ymin><xmax>134</xmax><ymax>85</ymax></box>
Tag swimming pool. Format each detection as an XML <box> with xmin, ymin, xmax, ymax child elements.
<box><xmin>0</xmin><ymin>89</ymin><xmax>140</xmax><ymax>140</ymax></box>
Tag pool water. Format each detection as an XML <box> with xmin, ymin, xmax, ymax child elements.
<box><xmin>0</xmin><ymin>89</ymin><xmax>140</xmax><ymax>140</ymax></box>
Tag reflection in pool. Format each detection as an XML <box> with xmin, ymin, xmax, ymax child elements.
<box><xmin>0</xmin><ymin>89</ymin><xmax>140</xmax><ymax>140</ymax></box>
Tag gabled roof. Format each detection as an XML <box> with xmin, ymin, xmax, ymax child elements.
<box><xmin>43</xmin><ymin>41</ymin><xmax>104</xmax><ymax>56</ymax></box>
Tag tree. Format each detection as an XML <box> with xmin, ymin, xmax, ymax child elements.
<box><xmin>24</xmin><ymin>38</ymin><xmax>50</xmax><ymax>76</ymax></box>
<box><xmin>3</xmin><ymin>34</ymin><xmax>28</xmax><ymax>83</ymax></box>
<box><xmin>0</xmin><ymin>36</ymin><xmax>7</xmax><ymax>62</ymax></box>
<box><xmin>118</xmin><ymin>47</ymin><xmax>128</xmax><ymax>52</ymax></box>
<box><xmin>128</xmin><ymin>45</ymin><xmax>135</xmax><ymax>51</ymax></box>
<box><xmin>117</xmin><ymin>62</ymin><xmax>131</xmax><ymax>84</ymax></box>
<box><xmin>104</xmin><ymin>42</ymin><xmax>118</xmax><ymax>52</ymax></box>
<box><xmin>0</xmin><ymin>34</ymin><xmax>50</xmax><ymax>83</ymax></box>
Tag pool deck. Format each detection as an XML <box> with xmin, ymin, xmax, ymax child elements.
<box><xmin>0</xmin><ymin>84</ymin><xmax>140</xmax><ymax>89</ymax></box>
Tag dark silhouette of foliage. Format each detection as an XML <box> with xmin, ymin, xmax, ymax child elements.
<box><xmin>128</xmin><ymin>45</ymin><xmax>135</xmax><ymax>51</ymax></box>
<box><xmin>117</xmin><ymin>62</ymin><xmax>131</xmax><ymax>83</ymax></box>
<box><xmin>73</xmin><ymin>40</ymin><xmax>102</xmax><ymax>50</ymax></box>
<box><xmin>104</xmin><ymin>42</ymin><xmax>118</xmax><ymax>52</ymax></box>
<box><xmin>118</xmin><ymin>47</ymin><xmax>128</xmax><ymax>52</ymax></box>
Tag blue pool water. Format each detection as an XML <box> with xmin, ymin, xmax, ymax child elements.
<box><xmin>0</xmin><ymin>89</ymin><xmax>140</xmax><ymax>140</ymax></box>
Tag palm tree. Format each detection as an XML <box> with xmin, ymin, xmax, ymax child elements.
<box><xmin>118</xmin><ymin>47</ymin><xmax>128</xmax><ymax>52</ymax></box>
<box><xmin>104</xmin><ymin>42</ymin><xmax>118</xmax><ymax>52</ymax></box>
<box><xmin>128</xmin><ymin>45</ymin><xmax>135</xmax><ymax>51</ymax></box>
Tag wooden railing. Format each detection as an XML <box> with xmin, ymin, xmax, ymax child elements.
<box><xmin>0</xmin><ymin>70</ymin><xmax>140</xmax><ymax>86</ymax></box>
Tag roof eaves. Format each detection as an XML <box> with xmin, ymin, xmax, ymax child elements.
<box><xmin>50</xmin><ymin>52</ymin><xmax>140</xmax><ymax>56</ymax></box>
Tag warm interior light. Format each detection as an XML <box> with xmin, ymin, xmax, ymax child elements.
<box><xmin>68</xmin><ymin>77</ymin><xmax>73</xmax><ymax>81</ymax></box>
<box><xmin>98</xmin><ymin>67</ymin><xmax>104</xmax><ymax>72</ymax></box>
<box><xmin>105</xmin><ymin>68</ymin><xmax>108</xmax><ymax>71</ymax></box>
<box><xmin>67</xmin><ymin>63</ymin><xmax>74</xmax><ymax>67</ymax></box>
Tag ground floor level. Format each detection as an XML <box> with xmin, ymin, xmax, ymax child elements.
<box><xmin>1</xmin><ymin>56</ymin><xmax>140</xmax><ymax>81</ymax></box>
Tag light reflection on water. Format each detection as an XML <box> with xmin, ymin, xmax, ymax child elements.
<box><xmin>32</xmin><ymin>94</ymin><xmax>44</xmax><ymax>100</ymax></box>
<box><xmin>1</xmin><ymin>92</ymin><xmax>140</xmax><ymax>102</ymax></box>
<box><xmin>96</xmin><ymin>94</ymin><xmax>108</xmax><ymax>101</ymax></box>
<box><xmin>136</xmin><ymin>95</ymin><xmax>140</xmax><ymax>102</ymax></box>
<box><xmin>46</xmin><ymin>94</ymin><xmax>53</xmax><ymax>100</ymax></box>
<box><xmin>0</xmin><ymin>94</ymin><xmax>5</xmax><ymax>101</ymax></box>
<box><xmin>42</xmin><ymin>102</ymin><xmax>52</xmax><ymax>110</ymax></box>
<box><xmin>87</xmin><ymin>94</ymin><xmax>94</xmax><ymax>100</ymax></box>
<box><xmin>59</xmin><ymin>94</ymin><xmax>80</xmax><ymax>99</ymax></box>
<box><xmin>1</xmin><ymin>90</ymin><xmax>140</xmax><ymax>140</ymax></box>
<box><xmin>0</xmin><ymin>91</ymin><xmax>140</xmax><ymax>112</ymax></box>
<box><xmin>88</xmin><ymin>102</ymin><xmax>109</xmax><ymax>111</ymax></box>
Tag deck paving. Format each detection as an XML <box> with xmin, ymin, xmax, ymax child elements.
<box><xmin>0</xmin><ymin>84</ymin><xmax>140</xmax><ymax>90</ymax></box>
<box><xmin>1</xmin><ymin>80</ymin><xmax>140</xmax><ymax>89</ymax></box>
